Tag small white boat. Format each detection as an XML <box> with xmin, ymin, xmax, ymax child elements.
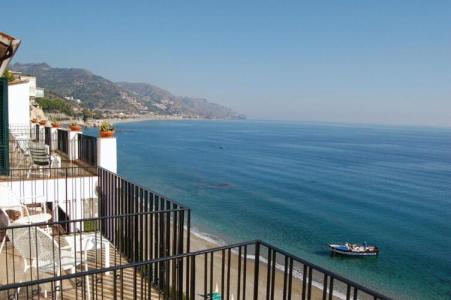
<box><xmin>329</xmin><ymin>242</ymin><xmax>379</xmax><ymax>256</ymax></box>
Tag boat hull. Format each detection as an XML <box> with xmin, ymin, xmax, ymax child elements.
<box><xmin>329</xmin><ymin>244</ymin><xmax>379</xmax><ymax>256</ymax></box>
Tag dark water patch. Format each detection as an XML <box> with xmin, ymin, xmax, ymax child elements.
<box><xmin>197</xmin><ymin>181</ymin><xmax>233</xmax><ymax>189</ymax></box>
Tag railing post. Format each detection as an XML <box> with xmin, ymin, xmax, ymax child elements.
<box><xmin>35</xmin><ymin>124</ymin><xmax>40</xmax><ymax>141</ymax></box>
<box><xmin>97</xmin><ymin>136</ymin><xmax>117</xmax><ymax>173</ymax></box>
<box><xmin>254</xmin><ymin>241</ymin><xmax>260</xmax><ymax>300</ymax></box>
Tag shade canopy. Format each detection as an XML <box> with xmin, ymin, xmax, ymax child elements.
<box><xmin>0</xmin><ymin>32</ymin><xmax>21</xmax><ymax>77</ymax></box>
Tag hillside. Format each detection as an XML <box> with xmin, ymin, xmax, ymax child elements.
<box><xmin>11</xmin><ymin>63</ymin><xmax>244</xmax><ymax>119</ymax></box>
<box><xmin>117</xmin><ymin>82</ymin><xmax>245</xmax><ymax>119</ymax></box>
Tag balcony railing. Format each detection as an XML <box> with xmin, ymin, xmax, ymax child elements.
<box><xmin>0</xmin><ymin>239</ymin><xmax>391</xmax><ymax>300</ymax></box>
<box><xmin>77</xmin><ymin>134</ymin><xmax>97</xmax><ymax>167</ymax></box>
<box><xmin>0</xmin><ymin>166</ymin><xmax>192</xmax><ymax>299</ymax></box>
<box><xmin>98</xmin><ymin>168</ymin><xmax>190</xmax><ymax>262</ymax></box>
<box><xmin>57</xmin><ymin>129</ymin><xmax>69</xmax><ymax>156</ymax></box>
<box><xmin>0</xmin><ymin>164</ymin><xmax>391</xmax><ymax>299</ymax></box>
<box><xmin>0</xmin><ymin>211</ymin><xmax>189</xmax><ymax>299</ymax></box>
<box><xmin>7</xmin><ymin>125</ymin><xmax>100</xmax><ymax>172</ymax></box>
<box><xmin>1</xmin><ymin>167</ymin><xmax>190</xmax><ymax>252</ymax></box>
<box><xmin>44</xmin><ymin>127</ymin><xmax>52</xmax><ymax>149</ymax></box>
<box><xmin>1</xmin><ymin>167</ymin><xmax>98</xmax><ymax>223</ymax></box>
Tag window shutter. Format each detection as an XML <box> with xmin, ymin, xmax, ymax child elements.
<box><xmin>0</xmin><ymin>77</ymin><xmax>9</xmax><ymax>175</ymax></box>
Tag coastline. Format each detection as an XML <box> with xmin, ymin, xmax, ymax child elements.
<box><xmin>107</xmin><ymin>114</ymin><xmax>194</xmax><ymax>126</ymax></box>
<box><xmin>63</xmin><ymin>115</ymin><xmax>197</xmax><ymax>129</ymax></box>
<box><xmin>106</xmin><ymin>114</ymin><xmax>243</xmax><ymax>126</ymax></box>
<box><xmin>189</xmin><ymin>229</ymin><xmax>339</xmax><ymax>300</ymax></box>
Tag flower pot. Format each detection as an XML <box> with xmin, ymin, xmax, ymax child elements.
<box><xmin>51</xmin><ymin>123</ymin><xmax>60</xmax><ymax>128</ymax></box>
<box><xmin>100</xmin><ymin>130</ymin><xmax>114</xmax><ymax>138</ymax></box>
<box><xmin>39</xmin><ymin>120</ymin><xmax>47</xmax><ymax>126</ymax></box>
<box><xmin>69</xmin><ymin>125</ymin><xmax>81</xmax><ymax>131</ymax></box>
<box><xmin>31</xmin><ymin>119</ymin><xmax>38</xmax><ymax>124</ymax></box>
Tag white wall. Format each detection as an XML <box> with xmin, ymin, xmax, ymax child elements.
<box><xmin>2</xmin><ymin>176</ymin><xmax>98</xmax><ymax>228</ymax></box>
<box><xmin>35</xmin><ymin>87</ymin><xmax>45</xmax><ymax>98</ymax></box>
<box><xmin>97</xmin><ymin>137</ymin><xmax>117</xmax><ymax>173</ymax></box>
<box><xmin>21</xmin><ymin>75</ymin><xmax>37</xmax><ymax>97</ymax></box>
<box><xmin>8</xmin><ymin>81</ymin><xmax>30</xmax><ymax>125</ymax></box>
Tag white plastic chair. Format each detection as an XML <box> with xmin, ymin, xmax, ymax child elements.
<box><xmin>0</xmin><ymin>208</ymin><xmax>11</xmax><ymax>254</ymax></box>
<box><xmin>0</xmin><ymin>205</ymin><xmax>51</xmax><ymax>255</ymax></box>
<box><xmin>15</xmin><ymin>135</ymin><xmax>31</xmax><ymax>155</ymax></box>
<box><xmin>0</xmin><ymin>185</ymin><xmax>51</xmax><ymax>235</ymax></box>
<box><xmin>6</xmin><ymin>226</ymin><xmax>91</xmax><ymax>298</ymax></box>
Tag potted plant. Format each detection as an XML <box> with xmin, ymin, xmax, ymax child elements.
<box><xmin>31</xmin><ymin>118</ymin><xmax>38</xmax><ymax>124</ymax></box>
<box><xmin>69</xmin><ymin>122</ymin><xmax>81</xmax><ymax>131</ymax></box>
<box><xmin>39</xmin><ymin>119</ymin><xmax>47</xmax><ymax>126</ymax></box>
<box><xmin>50</xmin><ymin>117</ymin><xmax>61</xmax><ymax>128</ymax></box>
<box><xmin>99</xmin><ymin>120</ymin><xmax>115</xmax><ymax>138</ymax></box>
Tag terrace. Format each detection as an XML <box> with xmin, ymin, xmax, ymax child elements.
<box><xmin>6</xmin><ymin>124</ymin><xmax>98</xmax><ymax>179</ymax></box>
<box><xmin>0</xmin><ymin>164</ymin><xmax>391</xmax><ymax>299</ymax></box>
<box><xmin>0</xmin><ymin>167</ymin><xmax>191</xmax><ymax>299</ymax></box>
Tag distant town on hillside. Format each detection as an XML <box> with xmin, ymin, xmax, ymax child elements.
<box><xmin>11</xmin><ymin>63</ymin><xmax>246</xmax><ymax>121</ymax></box>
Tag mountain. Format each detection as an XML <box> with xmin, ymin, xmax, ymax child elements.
<box><xmin>116</xmin><ymin>82</ymin><xmax>245</xmax><ymax>119</ymax></box>
<box><xmin>11</xmin><ymin>63</ymin><xmax>244</xmax><ymax>119</ymax></box>
<box><xmin>11</xmin><ymin>63</ymin><xmax>145</xmax><ymax>112</ymax></box>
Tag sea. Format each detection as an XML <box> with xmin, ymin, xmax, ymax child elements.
<box><xmin>112</xmin><ymin>120</ymin><xmax>451</xmax><ymax>300</ymax></box>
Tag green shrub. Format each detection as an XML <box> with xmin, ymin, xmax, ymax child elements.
<box><xmin>36</xmin><ymin>98</ymin><xmax>75</xmax><ymax>116</ymax></box>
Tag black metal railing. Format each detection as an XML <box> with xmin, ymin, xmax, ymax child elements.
<box><xmin>0</xmin><ymin>167</ymin><xmax>98</xmax><ymax>224</ymax></box>
<box><xmin>57</xmin><ymin>129</ymin><xmax>69</xmax><ymax>155</ymax></box>
<box><xmin>0</xmin><ymin>166</ymin><xmax>391</xmax><ymax>300</ymax></box>
<box><xmin>8</xmin><ymin>126</ymin><xmax>99</xmax><ymax>170</ymax></box>
<box><xmin>0</xmin><ymin>166</ymin><xmax>190</xmax><ymax>251</ymax></box>
<box><xmin>44</xmin><ymin>126</ymin><xmax>52</xmax><ymax>149</ymax></box>
<box><xmin>8</xmin><ymin>125</ymin><xmax>48</xmax><ymax>169</ymax></box>
<box><xmin>78</xmin><ymin>133</ymin><xmax>97</xmax><ymax>166</ymax></box>
<box><xmin>0</xmin><ymin>211</ymin><xmax>188</xmax><ymax>293</ymax></box>
<box><xmin>98</xmin><ymin>167</ymin><xmax>191</xmax><ymax>262</ymax></box>
<box><xmin>0</xmin><ymin>240</ymin><xmax>391</xmax><ymax>300</ymax></box>
<box><xmin>34</xmin><ymin>124</ymin><xmax>40</xmax><ymax>142</ymax></box>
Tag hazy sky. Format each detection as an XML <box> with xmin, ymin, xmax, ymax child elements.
<box><xmin>3</xmin><ymin>1</ymin><xmax>451</xmax><ymax>126</ymax></box>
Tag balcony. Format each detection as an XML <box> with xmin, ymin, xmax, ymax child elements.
<box><xmin>0</xmin><ymin>167</ymin><xmax>191</xmax><ymax>299</ymax></box>
<box><xmin>0</xmin><ymin>166</ymin><xmax>390</xmax><ymax>299</ymax></box>
<box><xmin>0</xmin><ymin>130</ymin><xmax>390</xmax><ymax>299</ymax></box>
<box><xmin>0</xmin><ymin>236</ymin><xmax>389</xmax><ymax>300</ymax></box>
<box><xmin>6</xmin><ymin>124</ymin><xmax>99</xmax><ymax>179</ymax></box>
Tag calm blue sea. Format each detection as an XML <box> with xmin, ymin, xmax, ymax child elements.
<box><xmin>114</xmin><ymin>120</ymin><xmax>451</xmax><ymax>300</ymax></box>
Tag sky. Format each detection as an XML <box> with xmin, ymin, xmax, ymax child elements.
<box><xmin>2</xmin><ymin>1</ymin><xmax>451</xmax><ymax>126</ymax></box>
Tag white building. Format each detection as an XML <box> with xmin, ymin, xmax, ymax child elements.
<box><xmin>35</xmin><ymin>87</ymin><xmax>45</xmax><ymax>98</ymax></box>
<box><xmin>20</xmin><ymin>75</ymin><xmax>37</xmax><ymax>98</ymax></box>
<box><xmin>10</xmin><ymin>73</ymin><xmax>45</xmax><ymax>100</ymax></box>
<box><xmin>8</xmin><ymin>79</ymin><xmax>30</xmax><ymax>126</ymax></box>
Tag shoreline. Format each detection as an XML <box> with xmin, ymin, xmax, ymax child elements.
<box><xmin>107</xmin><ymin>115</ymin><xmax>198</xmax><ymax>126</ymax></box>
<box><xmin>106</xmin><ymin>114</ymin><xmax>244</xmax><ymax>126</ymax></box>
<box><xmin>188</xmin><ymin>228</ymin><xmax>341</xmax><ymax>300</ymax></box>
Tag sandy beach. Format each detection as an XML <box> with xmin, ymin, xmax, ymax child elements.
<box><xmin>188</xmin><ymin>231</ymin><xmax>339</xmax><ymax>300</ymax></box>
<box><xmin>106</xmin><ymin>114</ymin><xmax>202</xmax><ymax>126</ymax></box>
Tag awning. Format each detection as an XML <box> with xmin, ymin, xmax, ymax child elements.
<box><xmin>0</xmin><ymin>32</ymin><xmax>21</xmax><ymax>77</ymax></box>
